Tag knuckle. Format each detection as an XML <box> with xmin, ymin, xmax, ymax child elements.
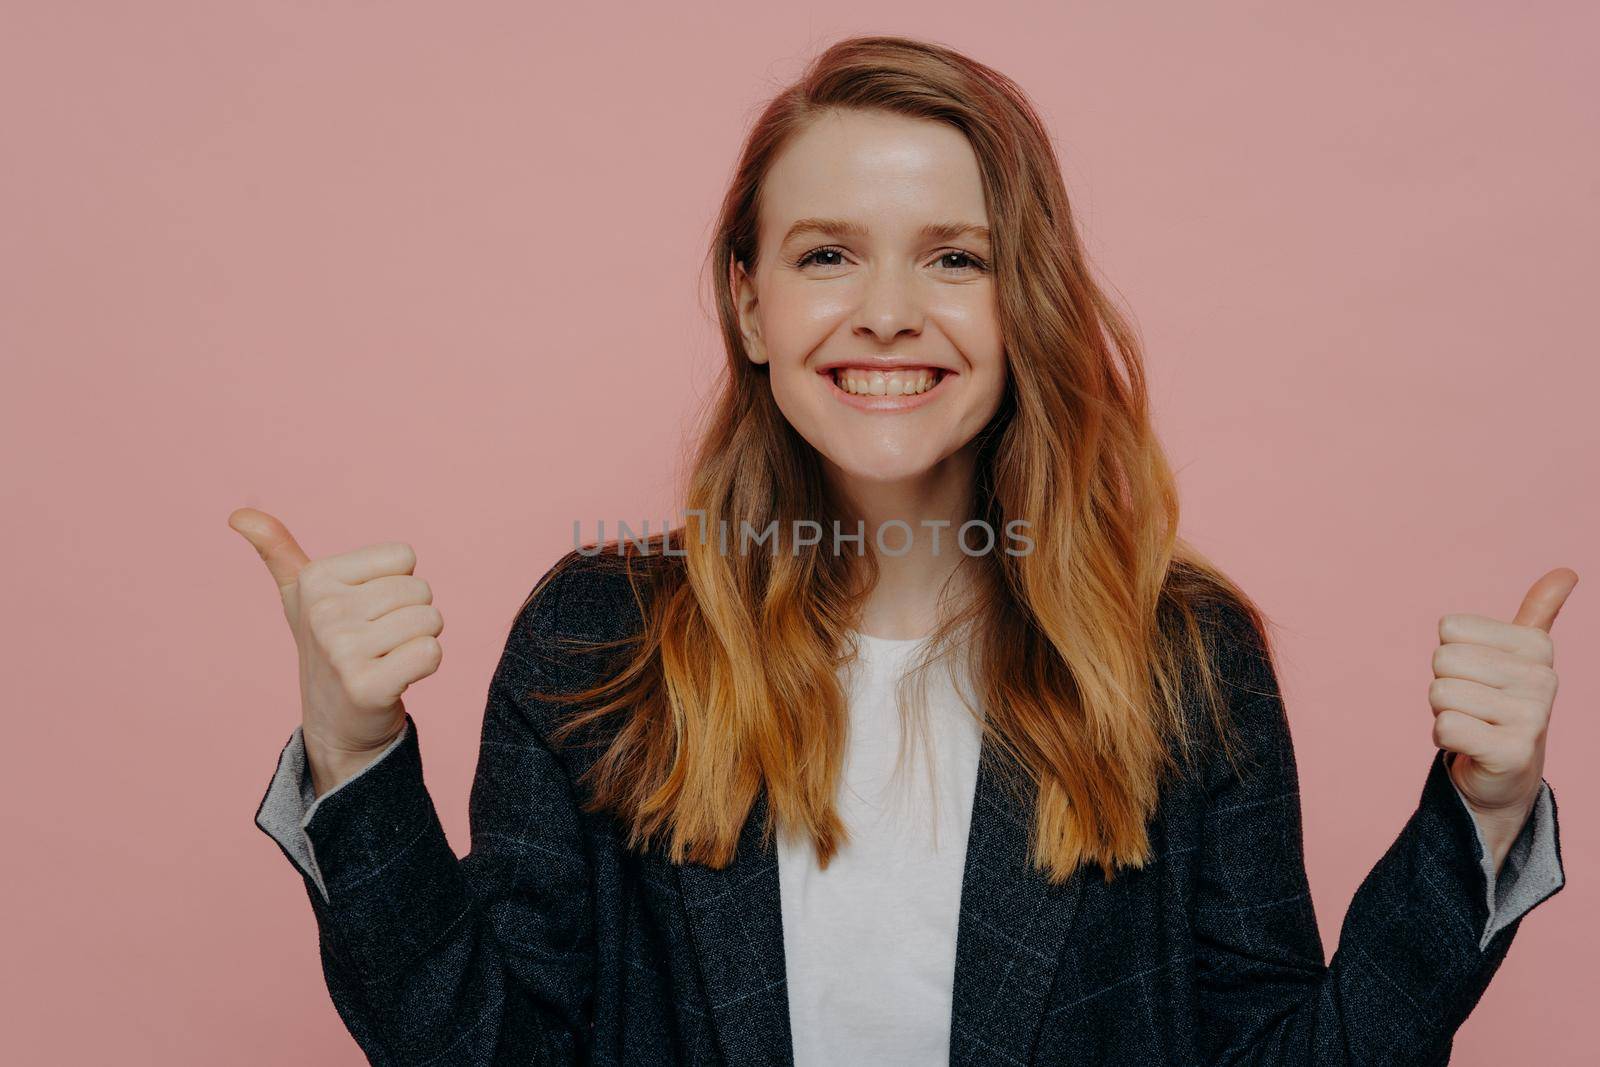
<box><xmin>327</xmin><ymin>640</ymin><xmax>354</xmax><ymax>674</ymax></box>
<box><xmin>1431</xmin><ymin>714</ymin><xmax>1451</xmax><ymax>747</ymax></box>
<box><xmin>325</xmin><ymin>629</ymin><xmax>356</xmax><ymax>663</ymax></box>
<box><xmin>1531</xmin><ymin>631</ymin><xmax>1555</xmax><ymax>666</ymax></box>
<box><xmin>299</xmin><ymin>559</ymin><xmax>328</xmax><ymax>590</ymax></box>
<box><xmin>306</xmin><ymin>596</ymin><xmax>339</xmax><ymax>629</ymax></box>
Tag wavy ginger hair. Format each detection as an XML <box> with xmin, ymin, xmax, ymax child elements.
<box><xmin>532</xmin><ymin>34</ymin><xmax>1269</xmax><ymax>885</ymax></box>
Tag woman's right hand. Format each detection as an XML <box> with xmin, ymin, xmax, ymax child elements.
<box><xmin>229</xmin><ymin>507</ymin><xmax>445</xmax><ymax>794</ymax></box>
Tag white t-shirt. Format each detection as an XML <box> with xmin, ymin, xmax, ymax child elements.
<box><xmin>777</xmin><ymin>630</ymin><xmax>986</xmax><ymax>1066</ymax></box>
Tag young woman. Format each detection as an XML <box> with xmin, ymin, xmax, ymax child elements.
<box><xmin>238</xmin><ymin>35</ymin><xmax>1571</xmax><ymax>1066</ymax></box>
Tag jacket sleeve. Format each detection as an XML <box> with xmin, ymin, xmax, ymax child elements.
<box><xmin>1448</xmin><ymin>773</ymin><xmax>1563</xmax><ymax>950</ymax></box>
<box><xmin>256</xmin><ymin>720</ymin><xmax>411</xmax><ymax>905</ymax></box>
<box><xmin>252</xmin><ymin>570</ymin><xmax>599</xmax><ymax>1066</ymax></box>
<box><xmin>1191</xmin><ymin>603</ymin><xmax>1565</xmax><ymax>1066</ymax></box>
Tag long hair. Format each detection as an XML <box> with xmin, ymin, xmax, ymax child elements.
<box><xmin>528</xmin><ymin>34</ymin><xmax>1271</xmax><ymax>885</ymax></box>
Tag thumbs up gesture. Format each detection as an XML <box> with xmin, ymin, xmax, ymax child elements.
<box><xmin>228</xmin><ymin>507</ymin><xmax>445</xmax><ymax>792</ymax></box>
<box><xmin>1431</xmin><ymin>567</ymin><xmax>1578</xmax><ymax>867</ymax></box>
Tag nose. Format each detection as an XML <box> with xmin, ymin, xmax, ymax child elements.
<box><xmin>850</xmin><ymin>264</ymin><xmax>924</xmax><ymax>345</ymax></box>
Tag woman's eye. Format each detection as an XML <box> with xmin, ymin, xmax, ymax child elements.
<box><xmin>935</xmin><ymin>251</ymin><xmax>987</xmax><ymax>273</ymax></box>
<box><xmin>791</xmin><ymin>247</ymin><xmax>989</xmax><ymax>273</ymax></box>
<box><xmin>795</xmin><ymin>247</ymin><xmax>847</xmax><ymax>269</ymax></box>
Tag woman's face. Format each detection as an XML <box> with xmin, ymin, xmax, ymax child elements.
<box><xmin>734</xmin><ymin>109</ymin><xmax>1007</xmax><ymax>487</ymax></box>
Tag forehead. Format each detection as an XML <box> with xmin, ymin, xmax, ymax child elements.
<box><xmin>760</xmin><ymin>109</ymin><xmax>989</xmax><ymax>245</ymax></box>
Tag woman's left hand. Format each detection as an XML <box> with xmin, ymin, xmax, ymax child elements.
<box><xmin>1430</xmin><ymin>567</ymin><xmax>1579</xmax><ymax>864</ymax></box>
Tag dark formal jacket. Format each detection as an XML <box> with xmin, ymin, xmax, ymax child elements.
<box><xmin>256</xmin><ymin>550</ymin><xmax>1564</xmax><ymax>1065</ymax></box>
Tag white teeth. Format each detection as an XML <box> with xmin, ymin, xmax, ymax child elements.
<box><xmin>832</xmin><ymin>368</ymin><xmax>941</xmax><ymax>397</ymax></box>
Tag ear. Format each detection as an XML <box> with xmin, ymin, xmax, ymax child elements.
<box><xmin>730</xmin><ymin>256</ymin><xmax>768</xmax><ymax>365</ymax></box>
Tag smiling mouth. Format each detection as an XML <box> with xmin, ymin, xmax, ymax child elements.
<box><xmin>827</xmin><ymin>367</ymin><xmax>949</xmax><ymax>397</ymax></box>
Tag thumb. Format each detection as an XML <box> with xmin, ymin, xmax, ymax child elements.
<box><xmin>228</xmin><ymin>506</ymin><xmax>311</xmax><ymax>595</ymax></box>
<box><xmin>1511</xmin><ymin>566</ymin><xmax>1580</xmax><ymax>633</ymax></box>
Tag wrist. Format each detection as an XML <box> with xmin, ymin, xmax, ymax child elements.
<box><xmin>303</xmin><ymin>726</ymin><xmax>402</xmax><ymax>798</ymax></box>
<box><xmin>1466</xmin><ymin>796</ymin><xmax>1536</xmax><ymax>877</ymax></box>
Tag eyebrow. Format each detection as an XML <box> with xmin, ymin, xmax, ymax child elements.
<box><xmin>779</xmin><ymin>217</ymin><xmax>992</xmax><ymax>247</ymax></box>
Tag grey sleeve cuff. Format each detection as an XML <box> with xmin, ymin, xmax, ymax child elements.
<box><xmin>1449</xmin><ymin>774</ymin><xmax>1564</xmax><ymax>951</ymax></box>
<box><xmin>253</xmin><ymin>720</ymin><xmax>412</xmax><ymax>904</ymax></box>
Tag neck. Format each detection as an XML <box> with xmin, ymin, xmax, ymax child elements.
<box><xmin>824</xmin><ymin>444</ymin><xmax>979</xmax><ymax>640</ymax></box>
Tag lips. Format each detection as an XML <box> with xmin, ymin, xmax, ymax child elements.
<box><xmin>828</xmin><ymin>366</ymin><xmax>947</xmax><ymax>397</ymax></box>
<box><xmin>819</xmin><ymin>364</ymin><xmax>954</xmax><ymax>411</ymax></box>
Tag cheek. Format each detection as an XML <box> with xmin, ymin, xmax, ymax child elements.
<box><xmin>931</xmin><ymin>288</ymin><xmax>1002</xmax><ymax>358</ymax></box>
<box><xmin>759</xmin><ymin>290</ymin><xmax>846</xmax><ymax>422</ymax></box>
<box><xmin>961</xmin><ymin>356</ymin><xmax>1008</xmax><ymax>436</ymax></box>
<box><xmin>978</xmin><ymin>337</ymin><xmax>1007</xmax><ymax>394</ymax></box>
<box><xmin>761</xmin><ymin>286</ymin><xmax>849</xmax><ymax>363</ymax></box>
<box><xmin>945</xmin><ymin>307</ymin><xmax>1007</xmax><ymax>413</ymax></box>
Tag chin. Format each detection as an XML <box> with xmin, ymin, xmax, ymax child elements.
<box><xmin>826</xmin><ymin>453</ymin><xmax>941</xmax><ymax>485</ymax></box>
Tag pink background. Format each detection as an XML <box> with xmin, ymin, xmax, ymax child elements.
<box><xmin>3</xmin><ymin>3</ymin><xmax>1594</xmax><ymax>1063</ymax></box>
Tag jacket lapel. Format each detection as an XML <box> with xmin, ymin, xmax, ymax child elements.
<box><xmin>947</xmin><ymin>740</ymin><xmax>1086</xmax><ymax>1065</ymax></box>
<box><xmin>675</xmin><ymin>730</ymin><xmax>1086</xmax><ymax>1067</ymax></box>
